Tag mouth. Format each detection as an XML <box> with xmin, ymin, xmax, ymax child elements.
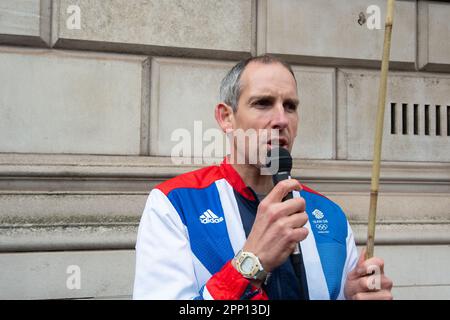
<box><xmin>267</xmin><ymin>138</ymin><xmax>289</xmax><ymax>150</ymax></box>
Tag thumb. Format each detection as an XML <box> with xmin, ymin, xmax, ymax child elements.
<box><xmin>352</xmin><ymin>247</ymin><xmax>369</xmax><ymax>277</ymax></box>
<box><xmin>348</xmin><ymin>248</ymin><xmax>367</xmax><ymax>280</ymax></box>
<box><xmin>357</xmin><ymin>247</ymin><xmax>367</xmax><ymax>267</ymax></box>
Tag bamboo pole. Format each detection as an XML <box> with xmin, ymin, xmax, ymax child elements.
<box><xmin>366</xmin><ymin>0</ymin><xmax>396</xmax><ymax>259</ymax></box>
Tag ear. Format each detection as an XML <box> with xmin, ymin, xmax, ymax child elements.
<box><xmin>215</xmin><ymin>103</ymin><xmax>234</xmax><ymax>133</ymax></box>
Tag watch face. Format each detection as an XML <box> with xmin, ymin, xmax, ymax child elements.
<box><xmin>241</xmin><ymin>256</ymin><xmax>255</xmax><ymax>275</ymax></box>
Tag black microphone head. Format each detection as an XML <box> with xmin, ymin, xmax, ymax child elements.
<box><xmin>267</xmin><ymin>147</ymin><xmax>292</xmax><ymax>174</ymax></box>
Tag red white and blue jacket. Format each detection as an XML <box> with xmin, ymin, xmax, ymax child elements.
<box><xmin>133</xmin><ymin>159</ymin><xmax>358</xmax><ymax>300</ymax></box>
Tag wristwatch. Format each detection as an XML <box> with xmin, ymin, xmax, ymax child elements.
<box><xmin>233</xmin><ymin>250</ymin><xmax>268</xmax><ymax>281</ymax></box>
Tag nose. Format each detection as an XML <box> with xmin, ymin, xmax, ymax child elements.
<box><xmin>271</xmin><ymin>102</ymin><xmax>289</xmax><ymax>130</ymax></box>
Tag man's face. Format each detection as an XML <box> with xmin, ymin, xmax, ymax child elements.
<box><xmin>230</xmin><ymin>61</ymin><xmax>299</xmax><ymax>165</ymax></box>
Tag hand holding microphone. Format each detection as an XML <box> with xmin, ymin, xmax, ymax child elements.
<box><xmin>239</xmin><ymin>147</ymin><xmax>310</xmax><ymax>298</ymax></box>
<box><xmin>268</xmin><ymin>147</ymin><xmax>301</xmax><ymax>255</ymax></box>
<box><xmin>268</xmin><ymin>147</ymin><xmax>310</xmax><ymax>299</ymax></box>
<box><xmin>241</xmin><ymin>147</ymin><xmax>309</xmax><ymax>273</ymax></box>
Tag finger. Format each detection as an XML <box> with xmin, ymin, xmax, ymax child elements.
<box><xmin>264</xmin><ymin>179</ymin><xmax>302</xmax><ymax>204</ymax></box>
<box><xmin>271</xmin><ymin>197</ymin><xmax>306</xmax><ymax>217</ymax></box>
<box><xmin>357</xmin><ymin>257</ymin><xmax>385</xmax><ymax>276</ymax></box>
<box><xmin>357</xmin><ymin>274</ymin><xmax>393</xmax><ymax>293</ymax></box>
<box><xmin>282</xmin><ymin>211</ymin><xmax>309</xmax><ymax>229</ymax></box>
<box><xmin>358</xmin><ymin>248</ymin><xmax>367</xmax><ymax>267</ymax></box>
<box><xmin>381</xmin><ymin>276</ymin><xmax>393</xmax><ymax>291</ymax></box>
<box><xmin>352</xmin><ymin>290</ymin><xmax>393</xmax><ymax>300</ymax></box>
<box><xmin>355</xmin><ymin>274</ymin><xmax>382</xmax><ymax>293</ymax></box>
<box><xmin>352</xmin><ymin>248</ymin><xmax>368</xmax><ymax>277</ymax></box>
<box><xmin>260</xmin><ymin>198</ymin><xmax>305</xmax><ymax>223</ymax></box>
<box><xmin>289</xmin><ymin>227</ymin><xmax>309</xmax><ymax>245</ymax></box>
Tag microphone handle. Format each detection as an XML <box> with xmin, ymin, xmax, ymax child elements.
<box><xmin>282</xmin><ymin>191</ymin><xmax>301</xmax><ymax>255</ymax></box>
<box><xmin>283</xmin><ymin>185</ymin><xmax>310</xmax><ymax>300</ymax></box>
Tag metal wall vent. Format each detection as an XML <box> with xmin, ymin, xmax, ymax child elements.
<box><xmin>390</xmin><ymin>103</ymin><xmax>450</xmax><ymax>136</ymax></box>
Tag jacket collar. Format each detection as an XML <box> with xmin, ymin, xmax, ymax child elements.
<box><xmin>219</xmin><ymin>157</ymin><xmax>256</xmax><ymax>201</ymax></box>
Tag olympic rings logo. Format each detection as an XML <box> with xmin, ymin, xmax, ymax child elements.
<box><xmin>316</xmin><ymin>224</ymin><xmax>328</xmax><ymax>231</ymax></box>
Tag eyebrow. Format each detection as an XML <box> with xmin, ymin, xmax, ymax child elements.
<box><xmin>248</xmin><ymin>95</ymin><xmax>299</xmax><ymax>106</ymax></box>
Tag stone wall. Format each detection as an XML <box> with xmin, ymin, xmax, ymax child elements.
<box><xmin>0</xmin><ymin>0</ymin><xmax>449</xmax><ymax>299</ymax></box>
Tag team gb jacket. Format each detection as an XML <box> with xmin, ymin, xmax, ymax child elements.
<box><xmin>133</xmin><ymin>158</ymin><xmax>358</xmax><ymax>300</ymax></box>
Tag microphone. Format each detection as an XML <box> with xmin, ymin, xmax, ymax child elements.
<box><xmin>267</xmin><ymin>146</ymin><xmax>309</xmax><ymax>300</ymax></box>
<box><xmin>267</xmin><ymin>147</ymin><xmax>298</xmax><ymax>253</ymax></box>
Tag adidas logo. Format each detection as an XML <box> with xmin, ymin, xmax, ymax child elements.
<box><xmin>199</xmin><ymin>209</ymin><xmax>224</xmax><ymax>224</ymax></box>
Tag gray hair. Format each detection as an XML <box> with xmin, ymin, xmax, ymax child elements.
<box><xmin>219</xmin><ymin>55</ymin><xmax>297</xmax><ymax>112</ymax></box>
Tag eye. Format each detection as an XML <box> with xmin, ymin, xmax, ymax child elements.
<box><xmin>284</xmin><ymin>102</ymin><xmax>298</xmax><ymax>112</ymax></box>
<box><xmin>253</xmin><ymin>99</ymin><xmax>272</xmax><ymax>108</ymax></box>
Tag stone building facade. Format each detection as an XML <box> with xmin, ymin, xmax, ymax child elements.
<box><xmin>0</xmin><ymin>0</ymin><xmax>449</xmax><ymax>299</ymax></box>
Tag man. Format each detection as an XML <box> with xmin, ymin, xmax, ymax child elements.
<box><xmin>133</xmin><ymin>55</ymin><xmax>393</xmax><ymax>300</ymax></box>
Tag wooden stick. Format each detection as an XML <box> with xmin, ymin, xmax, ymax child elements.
<box><xmin>366</xmin><ymin>0</ymin><xmax>395</xmax><ymax>259</ymax></box>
